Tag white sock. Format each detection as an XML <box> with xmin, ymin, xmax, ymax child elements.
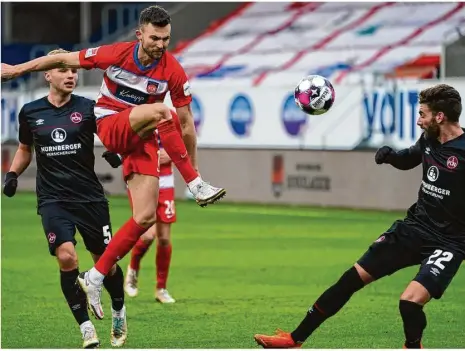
<box><xmin>80</xmin><ymin>320</ymin><xmax>94</xmax><ymax>335</ymax></box>
<box><xmin>187</xmin><ymin>176</ymin><xmax>202</xmax><ymax>191</ymax></box>
<box><xmin>88</xmin><ymin>267</ymin><xmax>105</xmax><ymax>285</ymax></box>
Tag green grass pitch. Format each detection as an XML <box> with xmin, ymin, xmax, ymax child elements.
<box><xmin>2</xmin><ymin>193</ymin><xmax>464</xmax><ymax>348</ymax></box>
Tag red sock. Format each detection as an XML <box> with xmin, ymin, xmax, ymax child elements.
<box><xmin>95</xmin><ymin>217</ymin><xmax>147</xmax><ymax>275</ymax></box>
<box><xmin>170</xmin><ymin>110</ymin><xmax>183</xmax><ymax>137</ymax></box>
<box><xmin>157</xmin><ymin>119</ymin><xmax>198</xmax><ymax>183</ymax></box>
<box><xmin>156</xmin><ymin>244</ymin><xmax>172</xmax><ymax>289</ymax></box>
<box><xmin>130</xmin><ymin>238</ymin><xmax>152</xmax><ymax>271</ymax></box>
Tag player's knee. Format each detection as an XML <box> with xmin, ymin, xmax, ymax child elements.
<box><xmin>354</xmin><ymin>263</ymin><xmax>374</xmax><ymax>284</ymax></box>
<box><xmin>158</xmin><ymin>237</ymin><xmax>170</xmax><ymax>247</ymax></box>
<box><xmin>150</xmin><ymin>104</ymin><xmax>171</xmax><ymax>125</ymax></box>
<box><xmin>141</xmin><ymin>227</ymin><xmax>156</xmax><ymax>244</ymax></box>
<box><xmin>400</xmin><ymin>281</ymin><xmax>431</xmax><ymax>305</ymax></box>
<box><xmin>56</xmin><ymin>245</ymin><xmax>78</xmax><ymax>270</ymax></box>
<box><xmin>133</xmin><ymin>211</ymin><xmax>157</xmax><ymax>229</ymax></box>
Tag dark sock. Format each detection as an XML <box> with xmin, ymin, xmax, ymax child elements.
<box><xmin>60</xmin><ymin>269</ymin><xmax>90</xmax><ymax>325</ymax></box>
<box><xmin>399</xmin><ymin>300</ymin><xmax>426</xmax><ymax>348</ymax></box>
<box><xmin>103</xmin><ymin>264</ymin><xmax>125</xmax><ymax>311</ymax></box>
<box><xmin>291</xmin><ymin>266</ymin><xmax>365</xmax><ymax>343</ymax></box>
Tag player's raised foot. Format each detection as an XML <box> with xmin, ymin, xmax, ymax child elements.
<box><xmin>155</xmin><ymin>288</ymin><xmax>176</xmax><ymax>303</ymax></box>
<box><xmin>254</xmin><ymin>329</ymin><xmax>302</xmax><ymax>349</ymax></box>
<box><xmin>77</xmin><ymin>271</ymin><xmax>104</xmax><ymax>320</ymax></box>
<box><xmin>124</xmin><ymin>267</ymin><xmax>139</xmax><ymax>297</ymax></box>
<box><xmin>110</xmin><ymin>305</ymin><xmax>128</xmax><ymax>347</ymax></box>
<box><xmin>189</xmin><ymin>180</ymin><xmax>226</xmax><ymax>207</ymax></box>
<box><xmin>80</xmin><ymin>321</ymin><xmax>100</xmax><ymax>349</ymax></box>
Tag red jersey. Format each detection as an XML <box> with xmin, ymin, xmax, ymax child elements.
<box><xmin>78</xmin><ymin>41</ymin><xmax>192</xmax><ymax>119</ymax></box>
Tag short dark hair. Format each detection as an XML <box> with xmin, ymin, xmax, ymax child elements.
<box><xmin>139</xmin><ymin>5</ymin><xmax>171</xmax><ymax>27</ymax></box>
<box><xmin>419</xmin><ymin>84</ymin><xmax>462</xmax><ymax>122</ymax></box>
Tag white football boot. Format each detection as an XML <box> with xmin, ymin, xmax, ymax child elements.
<box><xmin>80</xmin><ymin>321</ymin><xmax>99</xmax><ymax>349</ymax></box>
<box><xmin>155</xmin><ymin>288</ymin><xmax>176</xmax><ymax>304</ymax></box>
<box><xmin>124</xmin><ymin>267</ymin><xmax>139</xmax><ymax>297</ymax></box>
<box><xmin>77</xmin><ymin>271</ymin><xmax>104</xmax><ymax>320</ymax></box>
<box><xmin>110</xmin><ymin>305</ymin><xmax>128</xmax><ymax>347</ymax></box>
<box><xmin>188</xmin><ymin>179</ymin><xmax>226</xmax><ymax>207</ymax></box>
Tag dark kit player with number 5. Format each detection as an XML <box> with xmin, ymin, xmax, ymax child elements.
<box><xmin>2</xmin><ymin>49</ymin><xmax>127</xmax><ymax>349</ymax></box>
<box><xmin>254</xmin><ymin>84</ymin><xmax>465</xmax><ymax>349</ymax></box>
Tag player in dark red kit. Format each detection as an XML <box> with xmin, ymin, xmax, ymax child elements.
<box><xmin>254</xmin><ymin>84</ymin><xmax>465</xmax><ymax>349</ymax></box>
<box><xmin>2</xmin><ymin>49</ymin><xmax>127</xmax><ymax>348</ymax></box>
<box><xmin>1</xmin><ymin>5</ymin><xmax>226</xmax><ymax>320</ymax></box>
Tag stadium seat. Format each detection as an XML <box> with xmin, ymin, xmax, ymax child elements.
<box><xmin>173</xmin><ymin>2</ymin><xmax>465</xmax><ymax>85</ymax></box>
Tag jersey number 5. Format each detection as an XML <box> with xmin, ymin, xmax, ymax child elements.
<box><xmin>426</xmin><ymin>249</ymin><xmax>453</xmax><ymax>270</ymax></box>
<box><xmin>103</xmin><ymin>225</ymin><xmax>112</xmax><ymax>245</ymax></box>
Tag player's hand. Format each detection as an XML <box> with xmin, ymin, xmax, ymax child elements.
<box><xmin>3</xmin><ymin>172</ymin><xmax>18</xmax><ymax>197</ymax></box>
<box><xmin>1</xmin><ymin>63</ymin><xmax>20</xmax><ymax>82</ymax></box>
<box><xmin>375</xmin><ymin>146</ymin><xmax>394</xmax><ymax>164</ymax></box>
<box><xmin>102</xmin><ymin>151</ymin><xmax>122</xmax><ymax>168</ymax></box>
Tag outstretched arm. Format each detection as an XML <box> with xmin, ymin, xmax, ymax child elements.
<box><xmin>2</xmin><ymin>52</ymin><xmax>81</xmax><ymax>81</ymax></box>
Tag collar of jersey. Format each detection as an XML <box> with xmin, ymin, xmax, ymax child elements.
<box><xmin>133</xmin><ymin>43</ymin><xmax>159</xmax><ymax>71</ymax></box>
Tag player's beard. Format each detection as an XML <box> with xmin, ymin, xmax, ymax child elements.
<box><xmin>424</xmin><ymin>120</ymin><xmax>440</xmax><ymax>140</ymax></box>
<box><xmin>142</xmin><ymin>42</ymin><xmax>164</xmax><ymax>60</ymax></box>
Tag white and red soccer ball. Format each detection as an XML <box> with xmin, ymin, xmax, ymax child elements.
<box><xmin>294</xmin><ymin>75</ymin><xmax>335</xmax><ymax>115</ymax></box>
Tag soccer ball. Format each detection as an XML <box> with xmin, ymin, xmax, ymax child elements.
<box><xmin>294</xmin><ymin>75</ymin><xmax>335</xmax><ymax>115</ymax></box>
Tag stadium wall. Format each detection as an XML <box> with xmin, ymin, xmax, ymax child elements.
<box><xmin>2</xmin><ymin>144</ymin><xmax>422</xmax><ymax>211</ymax></box>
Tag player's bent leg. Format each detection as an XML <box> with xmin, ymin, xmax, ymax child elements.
<box><xmin>254</xmin><ymin>224</ymin><xmax>419</xmax><ymax>350</ymax></box>
<box><xmin>254</xmin><ymin>265</ymin><xmax>368</xmax><ymax>348</ymax></box>
<box><xmin>155</xmin><ymin>221</ymin><xmax>175</xmax><ymax>303</ymax></box>
<box><xmin>40</xmin><ymin>204</ymin><xmax>99</xmax><ymax>349</ymax></box>
<box><xmin>127</xmin><ymin>102</ymin><xmax>171</xmax><ymax>136</ymax></box>
<box><xmin>56</xmin><ymin>243</ymin><xmax>100</xmax><ymax>349</ymax></box>
<box><xmin>79</xmin><ymin>173</ymin><xmax>159</xmax><ymax>319</ymax></box>
<box><xmin>125</xmin><ymin>227</ymin><xmax>156</xmax><ymax>297</ymax></box>
<box><xmin>129</xmin><ymin>104</ymin><xmax>226</xmax><ymax>207</ymax></box>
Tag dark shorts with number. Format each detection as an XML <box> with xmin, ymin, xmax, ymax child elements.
<box><xmin>357</xmin><ymin>219</ymin><xmax>464</xmax><ymax>299</ymax></box>
<box><xmin>38</xmin><ymin>201</ymin><xmax>112</xmax><ymax>256</ymax></box>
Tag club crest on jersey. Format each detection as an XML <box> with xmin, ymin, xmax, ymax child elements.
<box><xmin>51</xmin><ymin>128</ymin><xmax>67</xmax><ymax>143</ymax></box>
<box><xmin>48</xmin><ymin>233</ymin><xmax>56</xmax><ymax>243</ymax></box>
<box><xmin>70</xmin><ymin>112</ymin><xmax>83</xmax><ymax>124</ymax></box>
<box><xmin>147</xmin><ymin>82</ymin><xmax>159</xmax><ymax>94</ymax></box>
<box><xmin>447</xmin><ymin>156</ymin><xmax>458</xmax><ymax>170</ymax></box>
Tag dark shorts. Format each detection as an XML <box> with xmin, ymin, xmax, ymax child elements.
<box><xmin>357</xmin><ymin>219</ymin><xmax>464</xmax><ymax>299</ymax></box>
<box><xmin>38</xmin><ymin>202</ymin><xmax>113</xmax><ymax>256</ymax></box>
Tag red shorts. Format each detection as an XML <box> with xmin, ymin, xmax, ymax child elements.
<box><xmin>157</xmin><ymin>188</ymin><xmax>176</xmax><ymax>223</ymax></box>
<box><xmin>126</xmin><ymin>187</ymin><xmax>176</xmax><ymax>224</ymax></box>
<box><xmin>96</xmin><ymin>109</ymin><xmax>159</xmax><ymax>180</ymax></box>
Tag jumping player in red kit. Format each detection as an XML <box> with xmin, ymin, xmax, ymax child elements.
<box><xmin>1</xmin><ymin>5</ymin><xmax>226</xmax><ymax>323</ymax></box>
<box><xmin>103</xmin><ymin>110</ymin><xmax>182</xmax><ymax>303</ymax></box>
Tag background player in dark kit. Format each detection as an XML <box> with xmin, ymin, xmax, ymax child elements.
<box><xmin>3</xmin><ymin>49</ymin><xmax>127</xmax><ymax>348</ymax></box>
<box><xmin>254</xmin><ymin>84</ymin><xmax>465</xmax><ymax>349</ymax></box>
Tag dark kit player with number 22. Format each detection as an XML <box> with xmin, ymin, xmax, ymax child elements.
<box><xmin>3</xmin><ymin>49</ymin><xmax>127</xmax><ymax>349</ymax></box>
<box><xmin>254</xmin><ymin>84</ymin><xmax>465</xmax><ymax>349</ymax></box>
